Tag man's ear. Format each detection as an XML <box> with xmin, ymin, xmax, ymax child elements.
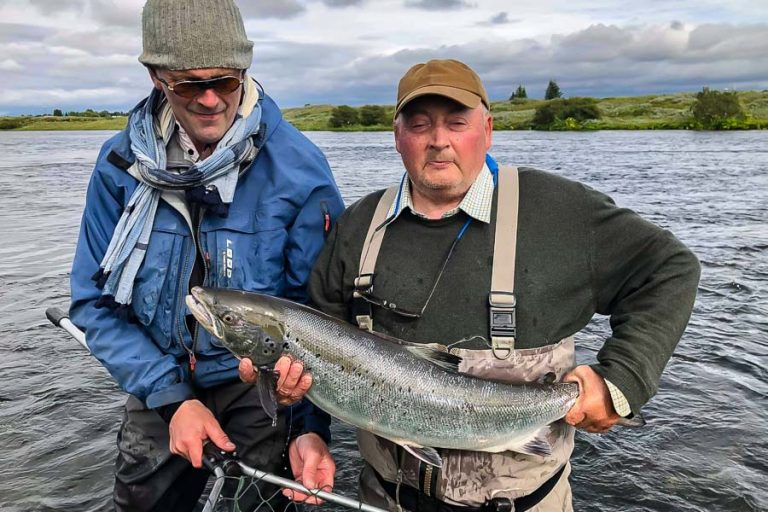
<box><xmin>147</xmin><ymin>67</ymin><xmax>163</xmax><ymax>91</ymax></box>
<box><xmin>394</xmin><ymin>125</ymin><xmax>402</xmax><ymax>155</ymax></box>
<box><xmin>484</xmin><ymin>111</ymin><xmax>493</xmax><ymax>151</ymax></box>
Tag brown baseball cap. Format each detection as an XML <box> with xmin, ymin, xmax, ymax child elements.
<box><xmin>395</xmin><ymin>59</ymin><xmax>489</xmax><ymax>117</ymax></box>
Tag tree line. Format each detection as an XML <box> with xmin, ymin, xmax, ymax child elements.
<box><xmin>50</xmin><ymin>108</ymin><xmax>128</xmax><ymax>117</ymax></box>
<box><xmin>508</xmin><ymin>81</ymin><xmax>748</xmax><ymax>130</ymax></box>
<box><xmin>40</xmin><ymin>84</ymin><xmax>751</xmax><ymax>132</ymax></box>
<box><xmin>329</xmin><ymin>104</ymin><xmax>389</xmax><ymax>127</ymax></box>
<box><xmin>509</xmin><ymin>80</ymin><xmax>562</xmax><ymax>101</ymax></box>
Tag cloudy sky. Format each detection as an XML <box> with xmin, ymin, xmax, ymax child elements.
<box><xmin>1</xmin><ymin>0</ymin><xmax>767</xmax><ymax>115</ymax></box>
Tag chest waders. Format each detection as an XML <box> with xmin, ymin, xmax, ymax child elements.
<box><xmin>352</xmin><ymin>167</ymin><xmax>575</xmax><ymax>511</ymax></box>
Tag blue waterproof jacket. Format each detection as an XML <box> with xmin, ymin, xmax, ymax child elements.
<box><xmin>70</xmin><ymin>92</ymin><xmax>344</xmax><ymax>438</ymax></box>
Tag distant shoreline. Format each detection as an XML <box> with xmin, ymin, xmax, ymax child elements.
<box><xmin>3</xmin><ymin>90</ymin><xmax>767</xmax><ymax>132</ymax></box>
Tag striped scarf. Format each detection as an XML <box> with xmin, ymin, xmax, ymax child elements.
<box><xmin>93</xmin><ymin>77</ymin><xmax>262</xmax><ymax>312</ymax></box>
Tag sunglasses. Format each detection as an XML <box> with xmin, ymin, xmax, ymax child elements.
<box><xmin>357</xmin><ymin>217</ymin><xmax>473</xmax><ymax>320</ymax></box>
<box><xmin>357</xmin><ymin>290</ymin><xmax>424</xmax><ymax>319</ymax></box>
<box><xmin>155</xmin><ymin>75</ymin><xmax>244</xmax><ymax>99</ymax></box>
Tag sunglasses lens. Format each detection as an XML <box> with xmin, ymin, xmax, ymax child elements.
<box><xmin>173</xmin><ymin>77</ymin><xmax>242</xmax><ymax>98</ymax></box>
<box><xmin>171</xmin><ymin>83</ymin><xmax>197</xmax><ymax>98</ymax></box>
<box><xmin>211</xmin><ymin>77</ymin><xmax>243</xmax><ymax>94</ymax></box>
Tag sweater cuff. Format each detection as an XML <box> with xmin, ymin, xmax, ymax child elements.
<box><xmin>591</xmin><ymin>362</ymin><xmax>648</xmax><ymax>415</ymax></box>
<box><xmin>145</xmin><ymin>382</ymin><xmax>196</xmax><ymax>409</ymax></box>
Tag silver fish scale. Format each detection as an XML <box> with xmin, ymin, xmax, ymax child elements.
<box><xmin>281</xmin><ymin>307</ymin><xmax>577</xmax><ymax>451</ymax></box>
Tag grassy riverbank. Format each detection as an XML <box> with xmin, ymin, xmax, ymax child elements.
<box><xmin>0</xmin><ymin>116</ymin><xmax>127</xmax><ymax>131</ymax></box>
<box><xmin>3</xmin><ymin>90</ymin><xmax>767</xmax><ymax>131</ymax></box>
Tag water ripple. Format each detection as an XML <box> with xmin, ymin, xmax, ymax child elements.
<box><xmin>1</xmin><ymin>130</ymin><xmax>766</xmax><ymax>511</ymax></box>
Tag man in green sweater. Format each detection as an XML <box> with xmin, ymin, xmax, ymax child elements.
<box><xmin>254</xmin><ymin>59</ymin><xmax>699</xmax><ymax>511</ymax></box>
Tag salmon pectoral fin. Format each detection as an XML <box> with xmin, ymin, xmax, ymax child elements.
<box><xmin>256</xmin><ymin>368</ymin><xmax>278</xmax><ymax>420</ymax></box>
<box><xmin>401</xmin><ymin>444</ymin><xmax>443</xmax><ymax>468</ymax></box>
<box><xmin>515</xmin><ymin>427</ymin><xmax>553</xmax><ymax>457</ymax></box>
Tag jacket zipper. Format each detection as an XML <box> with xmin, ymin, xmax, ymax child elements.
<box><xmin>176</xmin><ymin>235</ymin><xmax>195</xmax><ymax>372</ymax></box>
<box><xmin>191</xmin><ymin>207</ymin><xmax>209</xmax><ymax>365</ymax></box>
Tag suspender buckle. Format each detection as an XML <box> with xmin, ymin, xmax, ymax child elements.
<box><xmin>355</xmin><ymin>314</ymin><xmax>373</xmax><ymax>332</ymax></box>
<box><xmin>354</xmin><ymin>274</ymin><xmax>374</xmax><ymax>291</ymax></box>
<box><xmin>489</xmin><ymin>292</ymin><xmax>516</xmax><ymax>360</ymax></box>
<box><xmin>353</xmin><ymin>274</ymin><xmax>375</xmax><ymax>331</ymax></box>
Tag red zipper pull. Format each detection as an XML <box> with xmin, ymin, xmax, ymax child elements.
<box><xmin>189</xmin><ymin>352</ymin><xmax>197</xmax><ymax>372</ymax></box>
<box><xmin>320</xmin><ymin>201</ymin><xmax>331</xmax><ymax>238</ymax></box>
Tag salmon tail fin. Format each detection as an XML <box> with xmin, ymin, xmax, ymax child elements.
<box><xmin>616</xmin><ymin>413</ymin><xmax>646</xmax><ymax>428</ymax></box>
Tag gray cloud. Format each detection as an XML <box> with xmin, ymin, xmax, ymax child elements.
<box><xmin>258</xmin><ymin>22</ymin><xmax>768</xmax><ymax>107</ymax></box>
<box><xmin>487</xmin><ymin>23</ymin><xmax>768</xmax><ymax>98</ymax></box>
<box><xmin>3</xmin><ymin>17</ymin><xmax>768</xmax><ymax>114</ymax></box>
<box><xmin>28</xmin><ymin>0</ymin><xmax>84</xmax><ymax>14</ymax></box>
<box><xmin>478</xmin><ymin>11</ymin><xmax>518</xmax><ymax>26</ymax></box>
<box><xmin>90</xmin><ymin>0</ymin><xmax>142</xmax><ymax>28</ymax></box>
<box><xmin>0</xmin><ymin>23</ymin><xmax>49</xmax><ymax>44</ymax></box>
<box><xmin>238</xmin><ymin>0</ymin><xmax>306</xmax><ymax>19</ymax></box>
<box><xmin>251</xmin><ymin>39</ymin><xmax>379</xmax><ymax>104</ymax></box>
<box><xmin>404</xmin><ymin>0</ymin><xmax>474</xmax><ymax>11</ymax></box>
<box><xmin>47</xmin><ymin>29</ymin><xmax>139</xmax><ymax>57</ymax></box>
<box><xmin>489</xmin><ymin>12</ymin><xmax>511</xmax><ymax>24</ymax></box>
<box><xmin>552</xmin><ymin>24</ymin><xmax>633</xmax><ymax>63</ymax></box>
<box><xmin>0</xmin><ymin>59</ymin><xmax>23</xmax><ymax>71</ymax></box>
<box><xmin>321</xmin><ymin>0</ymin><xmax>365</xmax><ymax>6</ymax></box>
<box><xmin>687</xmin><ymin>23</ymin><xmax>767</xmax><ymax>59</ymax></box>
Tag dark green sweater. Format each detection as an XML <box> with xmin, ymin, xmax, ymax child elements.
<box><xmin>309</xmin><ymin>167</ymin><xmax>700</xmax><ymax>414</ymax></box>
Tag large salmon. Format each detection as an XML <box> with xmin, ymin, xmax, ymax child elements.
<box><xmin>186</xmin><ymin>287</ymin><xmax>579</xmax><ymax>467</ymax></box>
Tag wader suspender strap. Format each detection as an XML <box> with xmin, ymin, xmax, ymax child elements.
<box><xmin>353</xmin><ymin>186</ymin><xmax>399</xmax><ymax>331</ymax></box>
<box><xmin>489</xmin><ymin>166</ymin><xmax>519</xmax><ymax>360</ymax></box>
<box><xmin>352</xmin><ymin>167</ymin><xmax>521</xmax><ymax>346</ymax></box>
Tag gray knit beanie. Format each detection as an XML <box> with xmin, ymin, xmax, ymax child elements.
<box><xmin>138</xmin><ymin>0</ymin><xmax>253</xmax><ymax>70</ymax></box>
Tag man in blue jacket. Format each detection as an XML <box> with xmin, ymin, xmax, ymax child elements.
<box><xmin>69</xmin><ymin>0</ymin><xmax>343</xmax><ymax>509</ymax></box>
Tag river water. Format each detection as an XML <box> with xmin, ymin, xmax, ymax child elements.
<box><xmin>0</xmin><ymin>129</ymin><xmax>765</xmax><ymax>512</ymax></box>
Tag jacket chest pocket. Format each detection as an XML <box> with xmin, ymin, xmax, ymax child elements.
<box><xmin>202</xmin><ymin>210</ymin><xmax>289</xmax><ymax>294</ymax></box>
<box><xmin>133</xmin><ymin>222</ymin><xmax>188</xmax><ymax>350</ymax></box>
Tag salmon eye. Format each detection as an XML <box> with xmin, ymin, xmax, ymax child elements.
<box><xmin>222</xmin><ymin>313</ymin><xmax>235</xmax><ymax>324</ymax></box>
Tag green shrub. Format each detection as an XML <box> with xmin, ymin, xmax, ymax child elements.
<box><xmin>329</xmin><ymin>105</ymin><xmax>359</xmax><ymax>128</ymax></box>
<box><xmin>358</xmin><ymin>105</ymin><xmax>388</xmax><ymax>126</ymax></box>
<box><xmin>0</xmin><ymin>118</ymin><xmax>26</xmax><ymax>130</ymax></box>
<box><xmin>691</xmin><ymin>87</ymin><xmax>745</xmax><ymax>129</ymax></box>
<box><xmin>532</xmin><ymin>98</ymin><xmax>600</xmax><ymax>130</ymax></box>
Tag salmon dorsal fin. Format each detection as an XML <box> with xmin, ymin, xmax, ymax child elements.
<box><xmin>404</xmin><ymin>345</ymin><xmax>461</xmax><ymax>373</ymax></box>
<box><xmin>369</xmin><ymin>331</ymin><xmax>462</xmax><ymax>373</ymax></box>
